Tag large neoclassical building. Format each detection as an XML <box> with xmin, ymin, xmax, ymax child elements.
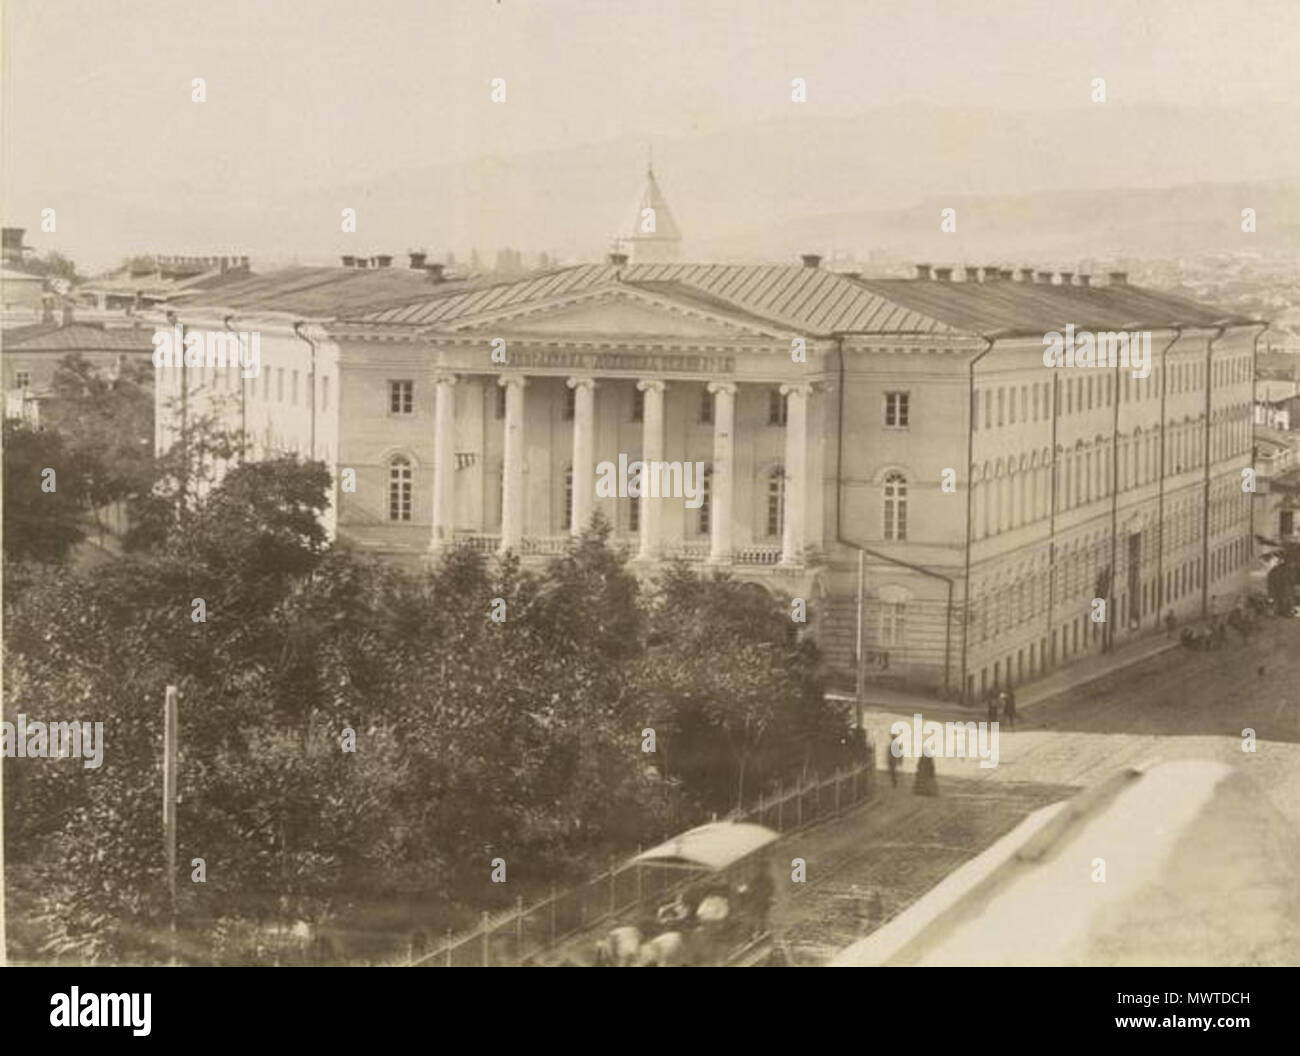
<box><xmin>155</xmin><ymin>182</ymin><xmax>1262</xmax><ymax>698</ymax></box>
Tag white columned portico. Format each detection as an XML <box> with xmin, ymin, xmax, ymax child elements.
<box><xmin>429</xmin><ymin>372</ymin><xmax>458</xmax><ymax>552</ymax></box>
<box><xmin>707</xmin><ymin>381</ymin><xmax>737</xmax><ymax>563</ymax></box>
<box><xmin>637</xmin><ymin>379</ymin><xmax>666</xmax><ymax>560</ymax></box>
<box><xmin>499</xmin><ymin>375</ymin><xmax>528</xmax><ymax>553</ymax></box>
<box><xmin>780</xmin><ymin>382</ymin><xmax>810</xmax><ymax>566</ymax></box>
<box><xmin>567</xmin><ymin>376</ymin><xmax>596</xmax><ymax>536</ymax></box>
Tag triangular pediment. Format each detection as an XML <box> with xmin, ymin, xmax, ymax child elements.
<box><xmin>448</xmin><ymin>285</ymin><xmax>790</xmax><ymax>340</ymax></box>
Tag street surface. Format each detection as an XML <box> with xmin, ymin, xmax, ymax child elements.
<box><xmin>772</xmin><ymin>616</ymin><xmax>1300</xmax><ymax>964</ymax></box>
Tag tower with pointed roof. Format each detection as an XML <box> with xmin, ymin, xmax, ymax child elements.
<box><xmin>626</xmin><ymin>164</ymin><xmax>682</xmax><ymax>263</ymax></box>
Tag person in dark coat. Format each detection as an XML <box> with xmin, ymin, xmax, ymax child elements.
<box><xmin>1002</xmin><ymin>688</ymin><xmax>1017</xmax><ymax>730</ymax></box>
<box><xmin>986</xmin><ymin>690</ymin><xmax>999</xmax><ymax>725</ymax></box>
<box><xmin>887</xmin><ymin>731</ymin><xmax>901</xmax><ymax>788</ymax></box>
<box><xmin>914</xmin><ymin>752</ymin><xmax>938</xmax><ymax>796</ymax></box>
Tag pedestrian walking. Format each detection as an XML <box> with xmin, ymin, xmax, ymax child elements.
<box><xmin>1003</xmin><ymin>688</ymin><xmax>1016</xmax><ymax>730</ymax></box>
<box><xmin>886</xmin><ymin>733</ymin><xmax>901</xmax><ymax>788</ymax></box>
<box><xmin>986</xmin><ymin>690</ymin><xmax>999</xmax><ymax>725</ymax></box>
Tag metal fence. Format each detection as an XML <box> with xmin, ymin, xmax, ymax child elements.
<box><xmin>410</xmin><ymin>754</ymin><xmax>876</xmax><ymax>966</ymax></box>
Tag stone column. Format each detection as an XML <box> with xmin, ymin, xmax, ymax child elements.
<box><xmin>567</xmin><ymin>376</ymin><xmax>597</xmax><ymax>536</ymax></box>
<box><xmin>707</xmin><ymin>381</ymin><xmax>736</xmax><ymax>564</ymax></box>
<box><xmin>780</xmin><ymin>382</ymin><xmax>810</xmax><ymax>566</ymax></box>
<box><xmin>637</xmin><ymin>379</ymin><xmax>666</xmax><ymax>560</ymax></box>
<box><xmin>429</xmin><ymin>372</ymin><xmax>458</xmax><ymax>552</ymax></box>
<box><xmin>806</xmin><ymin>382</ymin><xmax>827</xmax><ymax>555</ymax></box>
<box><xmin>499</xmin><ymin>375</ymin><xmax>527</xmax><ymax>553</ymax></box>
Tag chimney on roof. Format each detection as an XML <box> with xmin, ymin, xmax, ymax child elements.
<box><xmin>373</xmin><ymin>254</ymin><xmax>393</xmax><ymax>269</ymax></box>
<box><xmin>999</xmin><ymin>269</ymin><xmax>1014</xmax><ymax>280</ymax></box>
<box><xmin>801</xmin><ymin>253</ymin><xmax>822</xmax><ymax>269</ymax></box>
<box><xmin>1035</xmin><ymin>271</ymin><xmax>1053</xmax><ymax>284</ymax></box>
<box><xmin>965</xmin><ymin>266</ymin><xmax>981</xmax><ymax>283</ymax></box>
<box><xmin>915</xmin><ymin>263</ymin><xmax>932</xmax><ymax>280</ymax></box>
<box><xmin>1019</xmin><ymin>268</ymin><xmax>1035</xmax><ymax>282</ymax></box>
<box><xmin>408</xmin><ymin>251</ymin><xmax>427</xmax><ymax>270</ymax></box>
<box><xmin>839</xmin><ymin>271</ymin><xmax>861</xmax><ymax>280</ymax></box>
<box><xmin>1109</xmin><ymin>271</ymin><xmax>1128</xmax><ymax>286</ymax></box>
<box><xmin>341</xmin><ymin>255</ymin><xmax>356</xmax><ymax>267</ymax></box>
<box><xmin>425</xmin><ymin>262</ymin><xmax>446</xmax><ymax>283</ymax></box>
<box><xmin>934</xmin><ymin>267</ymin><xmax>953</xmax><ymax>282</ymax></box>
<box><xmin>1059</xmin><ymin>271</ymin><xmax>1074</xmax><ymax>286</ymax></box>
<box><xmin>1078</xmin><ymin>274</ymin><xmax>1092</xmax><ymax>288</ymax></box>
<box><xmin>608</xmin><ymin>251</ymin><xmax>629</xmax><ymax>266</ymax></box>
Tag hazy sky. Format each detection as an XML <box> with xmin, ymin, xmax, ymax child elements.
<box><xmin>4</xmin><ymin>0</ymin><xmax>1298</xmax><ymax>268</ymax></box>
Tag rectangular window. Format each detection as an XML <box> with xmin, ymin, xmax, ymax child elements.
<box><xmin>700</xmin><ymin>388</ymin><xmax>713</xmax><ymax>424</ymax></box>
<box><xmin>629</xmin><ymin>497</ymin><xmax>640</xmax><ymax>533</ymax></box>
<box><xmin>292</xmin><ymin>370</ymin><xmax>299</xmax><ymax>406</ymax></box>
<box><xmin>495</xmin><ymin>383</ymin><xmax>506</xmax><ymax>419</ymax></box>
<box><xmin>563</xmin><ymin>386</ymin><xmax>575</xmax><ymax>421</ymax></box>
<box><xmin>984</xmin><ymin>391</ymin><xmax>992</xmax><ymax>430</ymax></box>
<box><xmin>633</xmin><ymin>387</ymin><xmax>645</xmax><ymax>423</ymax></box>
<box><xmin>277</xmin><ymin>368</ymin><xmax>284</xmax><ymax>403</ymax></box>
<box><xmin>390</xmin><ymin>379</ymin><xmax>414</xmax><ymax>414</ymax></box>
<box><xmin>997</xmin><ymin>388</ymin><xmax>1005</xmax><ymax>426</ymax></box>
<box><xmin>884</xmin><ymin>391</ymin><xmax>909</xmax><ymax>427</ymax></box>
<box><xmin>15</xmin><ymin>370</ymin><xmax>30</xmax><ymax>389</ymax></box>
<box><xmin>1021</xmin><ymin>386</ymin><xmax>1028</xmax><ymax>422</ymax></box>
<box><xmin>768</xmin><ymin>389</ymin><xmax>786</xmax><ymax>426</ymax></box>
<box><xmin>1009</xmin><ymin>389</ymin><xmax>1016</xmax><ymax>424</ymax></box>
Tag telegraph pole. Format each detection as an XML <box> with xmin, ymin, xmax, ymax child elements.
<box><xmin>163</xmin><ymin>685</ymin><xmax>179</xmax><ymax>962</ymax></box>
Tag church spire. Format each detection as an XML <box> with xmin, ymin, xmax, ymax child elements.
<box><xmin>627</xmin><ymin>162</ymin><xmax>682</xmax><ymax>263</ymax></box>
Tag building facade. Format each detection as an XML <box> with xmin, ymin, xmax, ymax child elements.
<box><xmin>156</xmin><ymin>253</ymin><xmax>1262</xmax><ymax>699</ymax></box>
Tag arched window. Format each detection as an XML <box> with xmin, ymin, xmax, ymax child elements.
<box><xmin>766</xmin><ymin>467</ymin><xmax>785</xmax><ymax>537</ymax></box>
<box><xmin>883</xmin><ymin>472</ymin><xmax>908</xmax><ymax>541</ymax></box>
<box><xmin>388</xmin><ymin>455</ymin><xmax>413</xmax><ymax>522</ymax></box>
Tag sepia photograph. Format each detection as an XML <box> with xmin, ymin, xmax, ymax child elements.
<box><xmin>1</xmin><ymin>0</ymin><xmax>1297</xmax><ymax>1032</ymax></box>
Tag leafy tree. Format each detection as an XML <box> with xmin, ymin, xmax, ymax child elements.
<box><xmin>1</xmin><ymin>420</ymin><xmax>93</xmax><ymax>564</ymax></box>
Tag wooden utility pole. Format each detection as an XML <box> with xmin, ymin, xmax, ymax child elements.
<box><xmin>163</xmin><ymin>685</ymin><xmax>179</xmax><ymax>960</ymax></box>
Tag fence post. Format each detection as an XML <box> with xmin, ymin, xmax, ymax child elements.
<box><xmin>549</xmin><ymin>884</ymin><xmax>557</xmax><ymax>946</ymax></box>
<box><xmin>609</xmin><ymin>855</ymin><xmax>617</xmax><ymax>916</ymax></box>
<box><xmin>777</xmin><ymin>780</ymin><xmax>784</xmax><ymax>830</ymax></box>
<box><xmin>481</xmin><ymin>910</ymin><xmax>490</xmax><ymax>967</ymax></box>
<box><xmin>445</xmin><ymin>926</ymin><xmax>452</xmax><ymax>967</ymax></box>
<box><xmin>516</xmin><ymin>894</ymin><xmax>524</xmax><ymax>960</ymax></box>
<box><xmin>835</xmin><ymin>766</ymin><xmax>842</xmax><ymax>812</ymax></box>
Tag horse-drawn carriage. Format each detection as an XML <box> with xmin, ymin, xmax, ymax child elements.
<box><xmin>593</xmin><ymin>821</ymin><xmax>780</xmax><ymax>966</ymax></box>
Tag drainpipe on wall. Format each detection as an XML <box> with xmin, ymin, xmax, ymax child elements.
<box><xmin>293</xmin><ymin>321</ymin><xmax>319</xmax><ymax>460</ymax></box>
<box><xmin>166</xmin><ymin>310</ymin><xmax>187</xmax><ymax>521</ymax></box>
<box><xmin>1247</xmin><ymin>322</ymin><xmax>1269</xmax><ymax>553</ymax></box>
<box><xmin>224</xmin><ymin>314</ymin><xmax>245</xmax><ymax>462</ymax></box>
<box><xmin>1152</xmin><ymin>326</ymin><xmax>1181</xmax><ymax>641</ymax></box>
<box><xmin>960</xmin><ymin>333</ymin><xmax>998</xmax><ymax>698</ymax></box>
<box><xmin>1200</xmin><ymin>324</ymin><xmax>1227</xmax><ymax>617</ymax></box>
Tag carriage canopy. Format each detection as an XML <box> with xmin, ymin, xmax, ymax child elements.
<box><xmin>632</xmin><ymin>821</ymin><xmax>780</xmax><ymax>872</ymax></box>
